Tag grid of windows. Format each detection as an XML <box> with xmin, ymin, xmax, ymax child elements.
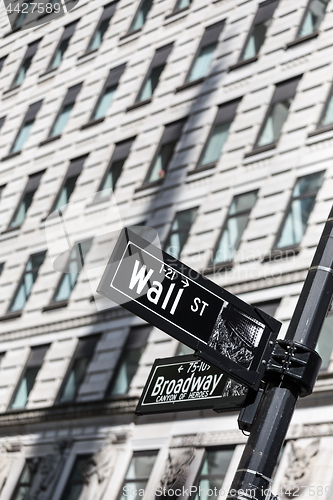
<box><xmin>164</xmin><ymin>207</ymin><xmax>198</xmax><ymax>259</ymax></box>
<box><xmin>274</xmin><ymin>171</ymin><xmax>324</xmax><ymax>249</ymax></box>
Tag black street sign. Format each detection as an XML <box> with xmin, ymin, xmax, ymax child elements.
<box><xmin>135</xmin><ymin>354</ymin><xmax>248</xmax><ymax>415</ymax></box>
<box><xmin>97</xmin><ymin>228</ymin><xmax>281</xmax><ymax>391</ymax></box>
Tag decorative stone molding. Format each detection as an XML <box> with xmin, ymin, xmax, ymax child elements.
<box><xmin>158</xmin><ymin>448</ymin><xmax>195</xmax><ymax>497</ymax></box>
<box><xmin>170</xmin><ymin>430</ymin><xmax>246</xmax><ymax>448</ymax></box>
<box><xmin>281</xmin><ymin>439</ymin><xmax>320</xmax><ymax>498</ymax></box>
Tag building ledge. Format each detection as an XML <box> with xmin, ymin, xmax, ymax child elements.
<box><xmin>126</xmin><ymin>98</ymin><xmax>152</xmax><ymax>112</ymax></box>
<box><xmin>42</xmin><ymin>299</ymin><xmax>68</xmax><ymax>312</ymax></box>
<box><xmin>0</xmin><ymin>311</ymin><xmax>22</xmax><ymax>322</ymax></box>
<box><xmin>1</xmin><ymin>151</ymin><xmax>21</xmax><ymax>161</ymax></box>
<box><xmin>244</xmin><ymin>143</ymin><xmax>276</xmax><ymax>158</ymax></box>
<box><xmin>81</xmin><ymin>117</ymin><xmax>105</xmax><ymax>129</ymax></box>
<box><xmin>175</xmin><ymin>77</ymin><xmax>205</xmax><ymax>93</ymax></box>
<box><xmin>285</xmin><ymin>31</ymin><xmax>319</xmax><ymax>49</ymax></box>
<box><xmin>0</xmin><ymin>398</ymin><xmax>139</xmax><ymax>427</ymax></box>
<box><xmin>39</xmin><ymin>135</ymin><xmax>61</xmax><ymax>146</ymax></box>
<box><xmin>261</xmin><ymin>246</ymin><xmax>300</xmax><ymax>263</ymax></box>
<box><xmin>228</xmin><ymin>55</ymin><xmax>258</xmax><ymax>71</ymax></box>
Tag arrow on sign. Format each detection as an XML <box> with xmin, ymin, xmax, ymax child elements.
<box><xmin>181</xmin><ymin>278</ymin><xmax>189</xmax><ymax>288</ymax></box>
<box><xmin>178</xmin><ymin>365</ymin><xmax>184</xmax><ymax>373</ymax></box>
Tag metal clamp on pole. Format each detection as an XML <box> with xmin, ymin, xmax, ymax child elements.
<box><xmin>264</xmin><ymin>339</ymin><xmax>322</xmax><ymax>397</ymax></box>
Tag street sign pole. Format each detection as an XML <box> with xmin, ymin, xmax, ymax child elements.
<box><xmin>227</xmin><ymin>206</ymin><xmax>333</xmax><ymax>500</ymax></box>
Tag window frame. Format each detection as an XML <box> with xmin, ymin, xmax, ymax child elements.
<box><xmin>163</xmin><ymin>206</ymin><xmax>198</xmax><ymax>259</ymax></box>
<box><xmin>9</xmin><ymin>101</ymin><xmax>43</xmax><ymax>156</ymax></box>
<box><xmin>10</xmin><ymin>458</ymin><xmax>40</xmax><ymax>500</ymax></box>
<box><xmin>210</xmin><ymin>190</ymin><xmax>258</xmax><ymax>269</ymax></box>
<box><xmin>295</xmin><ymin>0</ymin><xmax>329</xmax><ymax>40</ymax></box>
<box><xmin>8</xmin><ymin>344</ymin><xmax>49</xmax><ymax>411</ymax></box>
<box><xmin>133</xmin><ymin>43</ymin><xmax>174</xmax><ymax>106</ymax></box>
<box><xmin>55</xmin><ymin>334</ymin><xmax>100</xmax><ymax>405</ymax></box>
<box><xmin>7</xmin><ymin>251</ymin><xmax>46</xmax><ymax>314</ymax></box>
<box><xmin>315</xmin><ymin>81</ymin><xmax>333</xmax><ymax>132</ymax></box>
<box><xmin>47</xmin><ymin>21</ymin><xmax>78</xmax><ymax>71</ymax></box>
<box><xmin>193</xmin><ymin>446</ymin><xmax>235</xmax><ymax>497</ymax></box>
<box><xmin>237</xmin><ymin>0</ymin><xmax>278</xmax><ymax>65</ymax></box>
<box><xmin>46</xmin><ymin>83</ymin><xmax>82</xmax><ymax>140</ymax></box>
<box><xmin>60</xmin><ymin>454</ymin><xmax>93</xmax><ymax>500</ymax></box>
<box><xmin>11</xmin><ymin>39</ymin><xmax>41</xmax><ymax>89</ymax></box>
<box><xmin>142</xmin><ymin>119</ymin><xmax>185</xmax><ymax>186</ymax></box>
<box><xmin>183</xmin><ymin>20</ymin><xmax>225</xmax><ymax>85</ymax></box>
<box><xmin>88</xmin><ymin>63</ymin><xmax>126</xmax><ymax>124</ymax></box>
<box><xmin>7</xmin><ymin>170</ymin><xmax>44</xmax><ymax>230</ymax></box>
<box><xmin>126</xmin><ymin>0</ymin><xmax>153</xmax><ymax>34</ymax></box>
<box><xmin>251</xmin><ymin>76</ymin><xmax>302</xmax><ymax>153</ymax></box>
<box><xmin>107</xmin><ymin>325</ymin><xmax>151</xmax><ymax>398</ymax></box>
<box><xmin>272</xmin><ymin>170</ymin><xmax>325</xmax><ymax>251</ymax></box>
<box><xmin>49</xmin><ymin>155</ymin><xmax>88</xmax><ymax>215</ymax></box>
<box><xmin>46</xmin><ymin>237</ymin><xmax>93</xmax><ymax>307</ymax></box>
<box><xmin>118</xmin><ymin>450</ymin><xmax>159</xmax><ymax>500</ymax></box>
<box><xmin>85</xmin><ymin>1</ymin><xmax>117</xmax><ymax>54</ymax></box>
<box><xmin>196</xmin><ymin>98</ymin><xmax>241</xmax><ymax>171</ymax></box>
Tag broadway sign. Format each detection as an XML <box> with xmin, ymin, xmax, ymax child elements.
<box><xmin>136</xmin><ymin>354</ymin><xmax>248</xmax><ymax>415</ymax></box>
<box><xmin>97</xmin><ymin>228</ymin><xmax>281</xmax><ymax>391</ymax></box>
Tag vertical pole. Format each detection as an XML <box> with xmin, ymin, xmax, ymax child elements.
<box><xmin>227</xmin><ymin>206</ymin><xmax>333</xmax><ymax>500</ymax></box>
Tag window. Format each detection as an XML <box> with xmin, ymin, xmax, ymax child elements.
<box><xmin>135</xmin><ymin>43</ymin><xmax>173</xmax><ymax>103</ymax></box>
<box><xmin>185</xmin><ymin>21</ymin><xmax>225</xmax><ymax>83</ymax></box>
<box><xmin>60</xmin><ymin>455</ymin><xmax>93</xmax><ymax>500</ymax></box>
<box><xmin>11</xmin><ymin>39</ymin><xmax>40</xmax><ymax>88</ymax></box>
<box><xmin>50</xmin><ymin>238</ymin><xmax>93</xmax><ymax>303</ymax></box>
<box><xmin>194</xmin><ymin>448</ymin><xmax>234</xmax><ymax>500</ymax></box>
<box><xmin>9</xmin><ymin>171</ymin><xmax>44</xmax><ymax>229</ymax></box>
<box><xmin>255</xmin><ymin>76</ymin><xmax>301</xmax><ymax>149</ymax></box>
<box><xmin>109</xmin><ymin>325</ymin><xmax>151</xmax><ymax>396</ymax></box>
<box><xmin>172</xmin><ymin>0</ymin><xmax>192</xmax><ymax>13</ymax></box>
<box><xmin>316</xmin><ymin>83</ymin><xmax>333</xmax><ymax>129</ymax></box>
<box><xmin>0</xmin><ymin>56</ymin><xmax>7</xmax><ymax>73</ymax></box>
<box><xmin>275</xmin><ymin>171</ymin><xmax>324</xmax><ymax>249</ymax></box>
<box><xmin>317</xmin><ymin>313</ymin><xmax>333</xmax><ymax>370</ymax></box>
<box><xmin>144</xmin><ymin>119</ymin><xmax>185</xmax><ymax>184</ymax></box>
<box><xmin>8</xmin><ymin>252</ymin><xmax>46</xmax><ymax>312</ymax></box>
<box><xmin>89</xmin><ymin>64</ymin><xmax>126</xmax><ymax>121</ymax></box>
<box><xmin>198</xmin><ymin>99</ymin><xmax>240</xmax><ymax>168</ymax></box>
<box><xmin>48</xmin><ymin>21</ymin><xmax>78</xmax><ymax>70</ymax></box>
<box><xmin>10</xmin><ymin>101</ymin><xmax>43</xmax><ymax>154</ymax></box>
<box><xmin>86</xmin><ymin>2</ymin><xmax>117</xmax><ymax>52</ymax></box>
<box><xmin>58</xmin><ymin>335</ymin><xmax>100</xmax><ymax>403</ymax></box>
<box><xmin>0</xmin><ymin>263</ymin><xmax>4</xmax><ymax>276</ymax></box>
<box><xmin>10</xmin><ymin>459</ymin><xmax>39</xmax><ymax>500</ymax></box>
<box><xmin>0</xmin><ymin>116</ymin><xmax>5</xmax><ymax>132</ymax></box>
<box><xmin>212</xmin><ymin>191</ymin><xmax>258</xmax><ymax>265</ymax></box>
<box><xmin>119</xmin><ymin>452</ymin><xmax>158</xmax><ymax>500</ymax></box>
<box><xmin>298</xmin><ymin>0</ymin><xmax>329</xmax><ymax>38</ymax></box>
<box><xmin>252</xmin><ymin>300</ymin><xmax>280</xmax><ymax>318</ymax></box>
<box><xmin>177</xmin><ymin>342</ymin><xmax>194</xmax><ymax>355</ymax></box>
<box><xmin>239</xmin><ymin>0</ymin><xmax>278</xmax><ymax>62</ymax></box>
<box><xmin>128</xmin><ymin>0</ymin><xmax>153</xmax><ymax>32</ymax></box>
<box><xmin>12</xmin><ymin>0</ymin><xmax>32</xmax><ymax>29</ymax></box>
<box><xmin>51</xmin><ymin>155</ymin><xmax>87</xmax><ymax>213</ymax></box>
<box><xmin>95</xmin><ymin>137</ymin><xmax>134</xmax><ymax>201</ymax></box>
<box><xmin>48</xmin><ymin>84</ymin><xmax>82</xmax><ymax>138</ymax></box>
<box><xmin>164</xmin><ymin>207</ymin><xmax>198</xmax><ymax>259</ymax></box>
<box><xmin>10</xmin><ymin>345</ymin><xmax>48</xmax><ymax>409</ymax></box>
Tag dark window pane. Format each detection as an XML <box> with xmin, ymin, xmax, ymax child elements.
<box><xmin>119</xmin><ymin>453</ymin><xmax>158</xmax><ymax>500</ymax></box>
<box><xmin>199</xmin><ymin>122</ymin><xmax>231</xmax><ymax>166</ymax></box>
<box><xmin>11</xmin><ymin>459</ymin><xmax>38</xmax><ymax>500</ymax></box>
<box><xmin>9</xmin><ymin>252</ymin><xmax>46</xmax><ymax>312</ymax></box>
<box><xmin>111</xmin><ymin>347</ymin><xmax>144</xmax><ymax>395</ymax></box>
<box><xmin>50</xmin><ymin>38</ymin><xmax>70</xmax><ymax>69</ymax></box>
<box><xmin>130</xmin><ymin>0</ymin><xmax>153</xmax><ymax>31</ymax></box>
<box><xmin>147</xmin><ymin>141</ymin><xmax>176</xmax><ymax>182</ymax></box>
<box><xmin>164</xmin><ymin>208</ymin><xmax>197</xmax><ymax>259</ymax></box>
<box><xmin>174</xmin><ymin>0</ymin><xmax>191</xmax><ymax>10</ymax></box>
<box><xmin>242</xmin><ymin>19</ymin><xmax>271</xmax><ymax>60</ymax></box>
<box><xmin>97</xmin><ymin>159</ymin><xmax>124</xmax><ymax>200</ymax></box>
<box><xmin>195</xmin><ymin>449</ymin><xmax>233</xmax><ymax>500</ymax></box>
<box><xmin>50</xmin><ymin>103</ymin><xmax>74</xmax><ymax>137</ymax></box>
<box><xmin>54</xmin><ymin>175</ymin><xmax>79</xmax><ymax>211</ymax></box>
<box><xmin>60</xmin><ymin>357</ymin><xmax>90</xmax><ymax>402</ymax></box>
<box><xmin>299</xmin><ymin>0</ymin><xmax>329</xmax><ymax>37</ymax></box>
<box><xmin>257</xmin><ymin>99</ymin><xmax>291</xmax><ymax>147</ymax></box>
<box><xmin>11</xmin><ymin>366</ymin><xmax>40</xmax><ymax>409</ymax></box>
<box><xmin>320</xmin><ymin>94</ymin><xmax>333</xmax><ymax>126</ymax></box>
<box><xmin>60</xmin><ymin>456</ymin><xmax>92</xmax><ymax>500</ymax></box>
<box><xmin>92</xmin><ymin>85</ymin><xmax>116</xmax><ymax>120</ymax></box>
<box><xmin>139</xmin><ymin>64</ymin><xmax>164</xmax><ymax>101</ymax></box>
<box><xmin>13</xmin><ymin>56</ymin><xmax>33</xmax><ymax>87</ymax></box>
<box><xmin>11</xmin><ymin>121</ymin><xmax>34</xmax><ymax>153</ymax></box>
<box><xmin>10</xmin><ymin>191</ymin><xmax>34</xmax><ymax>228</ymax></box>
<box><xmin>187</xmin><ymin>43</ymin><xmax>216</xmax><ymax>82</ymax></box>
<box><xmin>88</xmin><ymin>18</ymin><xmax>110</xmax><ymax>51</ymax></box>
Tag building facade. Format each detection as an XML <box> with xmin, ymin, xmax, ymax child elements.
<box><xmin>1</xmin><ymin>0</ymin><xmax>333</xmax><ymax>498</ymax></box>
